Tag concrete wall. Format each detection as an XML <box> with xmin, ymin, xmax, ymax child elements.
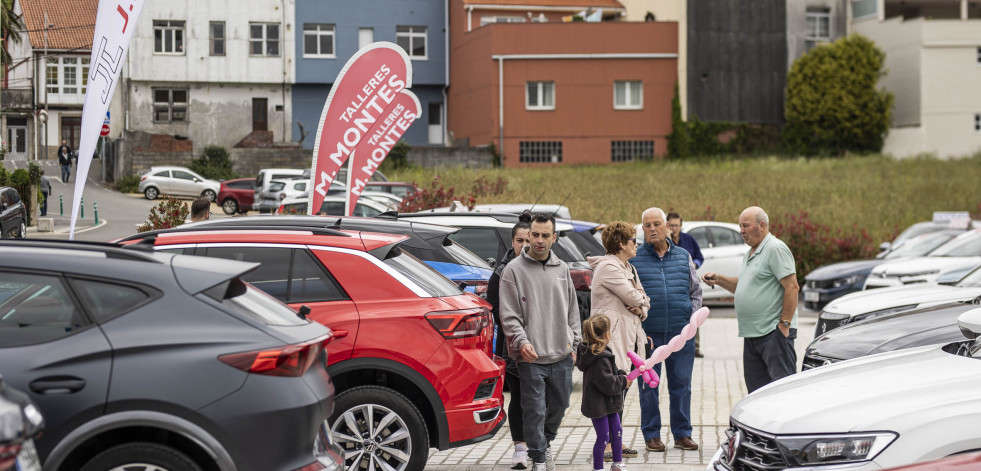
<box><xmin>227</xmin><ymin>147</ymin><xmax>312</xmax><ymax>177</ymax></box>
<box><xmin>853</xmin><ymin>16</ymin><xmax>922</xmax><ymax>127</ymax></box>
<box><xmin>407</xmin><ymin>146</ymin><xmax>493</xmax><ymax>168</ymax></box>
<box><xmin>919</xmin><ymin>20</ymin><xmax>981</xmax><ymax>157</ymax></box>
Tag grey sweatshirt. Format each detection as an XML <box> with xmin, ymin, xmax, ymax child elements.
<box><xmin>499</xmin><ymin>248</ymin><xmax>582</xmax><ymax>364</ymax></box>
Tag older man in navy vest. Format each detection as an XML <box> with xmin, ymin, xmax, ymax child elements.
<box><xmin>630</xmin><ymin>207</ymin><xmax>702</xmax><ymax>453</ymax></box>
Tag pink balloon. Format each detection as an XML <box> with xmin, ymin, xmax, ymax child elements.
<box><xmin>667</xmin><ymin>336</ymin><xmax>685</xmax><ymax>352</ymax></box>
<box><xmin>680</xmin><ymin>324</ymin><xmax>694</xmax><ymax>341</ymax></box>
<box><xmin>691</xmin><ymin>307</ymin><xmax>710</xmax><ymax>326</ymax></box>
<box><xmin>626</xmin><ymin>307</ymin><xmax>712</xmax><ymax>382</ymax></box>
<box><xmin>644</xmin><ymin>346</ymin><xmax>668</xmax><ymax>369</ymax></box>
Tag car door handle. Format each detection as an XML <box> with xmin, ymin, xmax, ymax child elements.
<box><xmin>30</xmin><ymin>376</ymin><xmax>86</xmax><ymax>395</ymax></box>
<box><xmin>332</xmin><ymin>330</ymin><xmax>349</xmax><ymax>339</ymax></box>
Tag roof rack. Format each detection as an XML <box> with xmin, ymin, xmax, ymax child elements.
<box><xmin>0</xmin><ymin>239</ymin><xmax>163</xmax><ymax>262</ymax></box>
<box><xmin>395</xmin><ymin>211</ymin><xmax>523</xmax><ymax>223</ymax></box>
<box><xmin>115</xmin><ymin>224</ymin><xmax>353</xmax><ymax>243</ymax></box>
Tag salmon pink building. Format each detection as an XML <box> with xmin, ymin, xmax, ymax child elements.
<box><xmin>448</xmin><ymin>0</ymin><xmax>678</xmax><ymax>166</ymax></box>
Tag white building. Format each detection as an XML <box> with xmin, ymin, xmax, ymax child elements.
<box><xmin>851</xmin><ymin>0</ymin><xmax>981</xmax><ymax>158</ymax></box>
<box><xmin>123</xmin><ymin>0</ymin><xmax>296</xmax><ymax>153</ymax></box>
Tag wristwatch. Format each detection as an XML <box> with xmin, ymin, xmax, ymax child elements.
<box><xmin>779</xmin><ymin>320</ymin><xmax>791</xmax><ymax>328</ymax></box>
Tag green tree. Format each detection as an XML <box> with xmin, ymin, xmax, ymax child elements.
<box><xmin>784</xmin><ymin>34</ymin><xmax>894</xmax><ymax>156</ymax></box>
<box><xmin>1</xmin><ymin>0</ymin><xmax>25</xmax><ymax>67</ymax></box>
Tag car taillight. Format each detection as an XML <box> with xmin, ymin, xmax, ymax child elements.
<box><xmin>570</xmin><ymin>269</ymin><xmax>592</xmax><ymax>291</ymax></box>
<box><xmin>426</xmin><ymin>308</ymin><xmax>490</xmax><ymax>340</ymax></box>
<box><xmin>0</xmin><ymin>443</ymin><xmax>21</xmax><ymax>470</ymax></box>
<box><xmin>219</xmin><ymin>334</ymin><xmax>332</xmax><ymax>377</ymax></box>
<box><xmin>140</xmin><ymin>176</ymin><xmax>148</xmax><ymax>181</ymax></box>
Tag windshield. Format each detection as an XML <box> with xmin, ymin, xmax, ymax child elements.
<box><xmin>885</xmin><ymin>231</ymin><xmax>960</xmax><ymax>259</ymax></box>
<box><xmin>268</xmin><ymin>181</ymin><xmax>286</xmax><ymax>192</ymax></box>
<box><xmin>930</xmin><ymin>232</ymin><xmax>981</xmax><ymax>257</ymax></box>
<box><xmin>442</xmin><ymin>238</ymin><xmax>492</xmax><ymax>269</ymax></box>
<box><xmin>382</xmin><ymin>248</ymin><xmax>463</xmax><ymax>297</ymax></box>
<box><xmin>894</xmin><ymin>223</ymin><xmax>944</xmax><ymax>245</ymax></box>
<box><xmin>957</xmin><ymin>266</ymin><xmax>981</xmax><ymax>287</ymax></box>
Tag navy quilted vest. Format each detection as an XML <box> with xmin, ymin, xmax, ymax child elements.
<box><xmin>630</xmin><ymin>240</ymin><xmax>693</xmax><ymax>334</ymax></box>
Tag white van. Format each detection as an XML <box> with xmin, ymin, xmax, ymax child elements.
<box><xmin>254</xmin><ymin>168</ymin><xmax>306</xmax><ymax>213</ymax></box>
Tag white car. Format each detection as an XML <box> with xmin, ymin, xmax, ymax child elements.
<box><xmin>709</xmin><ymin>308</ymin><xmax>981</xmax><ymax>471</ymax></box>
<box><xmin>864</xmin><ymin>229</ymin><xmax>981</xmax><ymax>289</ymax></box>
<box><xmin>264</xmin><ymin>178</ymin><xmax>309</xmax><ymax>202</ymax></box>
<box><xmin>635</xmin><ymin>221</ymin><xmax>749</xmax><ymax>303</ymax></box>
<box><xmin>816</xmin><ymin>265</ymin><xmax>981</xmax><ymax>335</ymax></box>
<box><xmin>275</xmin><ymin>195</ymin><xmax>389</xmax><ymax>217</ymax></box>
<box><xmin>422</xmin><ymin>203</ymin><xmax>572</xmax><ymax>219</ymax></box>
<box><xmin>358</xmin><ymin>191</ymin><xmax>402</xmax><ymax>210</ymax></box>
<box><xmin>138</xmin><ymin>166</ymin><xmax>220</xmax><ymax>201</ymax></box>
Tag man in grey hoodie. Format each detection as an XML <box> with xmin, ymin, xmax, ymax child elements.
<box><xmin>500</xmin><ymin>213</ymin><xmax>582</xmax><ymax>471</ymax></box>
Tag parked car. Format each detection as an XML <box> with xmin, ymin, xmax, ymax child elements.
<box><xmin>254</xmin><ymin>168</ymin><xmax>305</xmax><ymax>213</ymax></box>
<box><xmin>0</xmin><ymin>187</ymin><xmax>26</xmax><ymax>239</ymax></box>
<box><xmin>0</xmin><ymin>240</ymin><xmax>342</xmax><ymax>471</ymax></box>
<box><xmin>361</xmin><ymin>181</ymin><xmax>415</xmax><ymax>198</ymax></box>
<box><xmin>359</xmin><ymin>190</ymin><xmax>403</xmax><ymax>209</ymax></box>
<box><xmin>115</xmin><ymin>228</ymin><xmax>505</xmax><ymax>471</ymax></box>
<box><xmin>803</xmin><ymin>230</ymin><xmax>967</xmax><ymax>311</ymax></box>
<box><xmin>881</xmin><ymin>451</ymin><xmax>981</xmax><ymax>471</ymax></box>
<box><xmin>422</xmin><ymin>203</ymin><xmax>572</xmax><ymax>219</ymax></box>
<box><xmin>876</xmin><ymin>218</ymin><xmax>979</xmax><ymax>256</ymax></box>
<box><xmin>710</xmin><ymin>307</ymin><xmax>981</xmax><ymax>471</ymax></box>
<box><xmin>138</xmin><ymin>166</ymin><xmax>220</xmax><ymax>201</ymax></box>
<box><xmin>391</xmin><ymin>212</ymin><xmax>595</xmax><ymax>322</ymax></box>
<box><xmin>864</xmin><ymin>229</ymin><xmax>981</xmax><ymax>289</ymax></box>
<box><xmin>217</xmin><ymin>177</ymin><xmax>256</xmax><ymax>214</ymax></box>
<box><xmin>803</xmin><ymin>300</ymin><xmax>977</xmax><ymax>370</ymax></box>
<box><xmin>813</xmin><ymin>263</ymin><xmax>981</xmax><ymax>336</ymax></box>
<box><xmin>277</xmin><ymin>195</ymin><xmax>390</xmax><ymax>217</ymax></box>
<box><xmin>266</xmin><ymin>178</ymin><xmax>310</xmax><ymax>203</ymax></box>
<box><xmin>635</xmin><ymin>220</ymin><xmax>749</xmax><ymax>304</ymax></box>
<box><xmin>559</xmin><ymin>218</ymin><xmax>606</xmax><ymax>258</ymax></box>
<box><xmin>166</xmin><ymin>215</ymin><xmax>494</xmax><ymax>296</ymax></box>
<box><xmin>0</xmin><ymin>377</ymin><xmax>43</xmax><ymax>471</ymax></box>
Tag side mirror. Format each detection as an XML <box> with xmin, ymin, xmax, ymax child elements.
<box><xmin>486</xmin><ymin>257</ymin><xmax>497</xmax><ymax>268</ymax></box>
<box><xmin>458</xmin><ymin>281</ymin><xmax>469</xmax><ymax>291</ymax></box>
<box><xmin>956</xmin><ymin>308</ymin><xmax>981</xmax><ymax>340</ymax></box>
<box><xmin>194</xmin><ymin>178</ymin><xmax>202</xmax><ymax>183</ymax></box>
<box><xmin>297</xmin><ymin>305</ymin><xmax>311</xmax><ymax>320</ymax></box>
<box><xmin>879</xmin><ymin>242</ymin><xmax>891</xmax><ymax>252</ymax></box>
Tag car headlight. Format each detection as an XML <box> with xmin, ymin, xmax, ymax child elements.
<box><xmin>832</xmin><ymin>275</ymin><xmax>862</xmax><ymax>288</ymax></box>
<box><xmin>777</xmin><ymin>432</ymin><xmax>897</xmax><ymax>466</ymax></box>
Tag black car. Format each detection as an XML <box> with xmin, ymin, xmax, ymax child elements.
<box><xmin>803</xmin><ymin>299</ymin><xmax>980</xmax><ymax>370</ymax></box>
<box><xmin>119</xmin><ymin>214</ymin><xmax>495</xmax><ymax>296</ymax></box>
<box><xmin>0</xmin><ymin>377</ymin><xmax>43</xmax><ymax>471</ymax></box>
<box><xmin>0</xmin><ymin>187</ymin><xmax>26</xmax><ymax>239</ymax></box>
<box><xmin>0</xmin><ymin>240</ymin><xmax>342</xmax><ymax>471</ymax></box>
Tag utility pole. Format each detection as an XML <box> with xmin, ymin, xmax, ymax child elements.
<box><xmin>41</xmin><ymin>11</ymin><xmax>53</xmax><ymax>161</ymax></box>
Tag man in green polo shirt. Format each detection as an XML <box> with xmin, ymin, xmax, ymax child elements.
<box><xmin>701</xmin><ymin>206</ymin><xmax>800</xmax><ymax>393</ymax></box>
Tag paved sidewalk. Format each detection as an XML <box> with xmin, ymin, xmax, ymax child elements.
<box><xmin>426</xmin><ymin>315</ymin><xmax>817</xmax><ymax>470</ymax></box>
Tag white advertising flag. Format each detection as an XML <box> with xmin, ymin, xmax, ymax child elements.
<box><xmin>70</xmin><ymin>0</ymin><xmax>145</xmax><ymax>238</ymax></box>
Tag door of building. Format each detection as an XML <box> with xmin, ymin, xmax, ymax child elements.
<box><xmin>6</xmin><ymin>117</ymin><xmax>28</xmax><ymax>160</ymax></box>
<box><xmin>61</xmin><ymin>116</ymin><xmax>82</xmax><ymax>157</ymax></box>
<box><xmin>252</xmin><ymin>98</ymin><xmax>268</xmax><ymax>132</ymax></box>
<box><xmin>428</xmin><ymin>102</ymin><xmax>443</xmax><ymax>145</ymax></box>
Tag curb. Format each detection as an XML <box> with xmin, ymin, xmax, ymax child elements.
<box><xmin>26</xmin><ymin>218</ymin><xmax>109</xmax><ymax>236</ymax></box>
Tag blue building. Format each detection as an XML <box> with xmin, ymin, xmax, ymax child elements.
<box><xmin>293</xmin><ymin>0</ymin><xmax>447</xmax><ymax>148</ymax></box>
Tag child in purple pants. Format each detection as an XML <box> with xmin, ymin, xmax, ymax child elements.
<box><xmin>576</xmin><ymin>314</ymin><xmax>629</xmax><ymax>471</ymax></box>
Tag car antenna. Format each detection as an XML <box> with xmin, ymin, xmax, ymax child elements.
<box><xmin>529</xmin><ymin>191</ymin><xmax>546</xmax><ymax>213</ymax></box>
<box><xmin>552</xmin><ymin>192</ymin><xmax>571</xmax><ymax>218</ymax></box>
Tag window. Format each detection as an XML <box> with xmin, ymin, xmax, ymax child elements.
<box><xmin>975</xmin><ymin>113</ymin><xmax>981</xmax><ymax>132</ymax></box>
<box><xmin>449</xmin><ymin>229</ymin><xmax>501</xmax><ymax>263</ymax></box>
<box><xmin>687</xmin><ymin>227</ymin><xmax>710</xmax><ymax>248</ymax></box>
<box><xmin>614</xmin><ymin>81</ymin><xmax>643</xmax><ymax>109</ymax></box>
<box><xmin>72</xmin><ymin>279</ymin><xmax>154</xmax><ymax>323</ymax></box>
<box><xmin>526</xmin><ymin>81</ymin><xmax>555</xmax><ymax>110</ymax></box>
<box><xmin>304</xmin><ymin>23</ymin><xmax>335</xmax><ymax>57</ymax></box>
<box><xmin>153</xmin><ymin>20</ymin><xmax>185</xmax><ymax>54</ymax></box>
<box><xmin>45</xmin><ymin>56</ymin><xmax>90</xmax><ymax>95</ymax></box>
<box><xmin>851</xmin><ymin>0</ymin><xmax>876</xmax><ymax>19</ymax></box>
<box><xmin>172</xmin><ymin>170</ymin><xmax>196</xmax><ymax>181</ymax></box>
<box><xmin>480</xmin><ymin>16</ymin><xmax>526</xmax><ymax>26</ymax></box>
<box><xmin>359</xmin><ymin>28</ymin><xmax>374</xmax><ymax>50</ymax></box>
<box><xmin>519</xmin><ymin>141</ymin><xmax>562</xmax><ymax>163</ymax></box>
<box><xmin>205</xmin><ymin>247</ymin><xmax>291</xmax><ymax>300</ymax></box>
<box><xmin>290</xmin><ymin>250</ymin><xmax>347</xmax><ymax>303</ymax></box>
<box><xmin>611</xmin><ymin>140</ymin><xmax>654</xmax><ymax>162</ymax></box>
<box><xmin>977</xmin><ymin>47</ymin><xmax>981</xmax><ymax>64</ymax></box>
<box><xmin>153</xmin><ymin>88</ymin><xmax>188</xmax><ymax>123</ymax></box>
<box><xmin>153</xmin><ymin>170</ymin><xmax>170</xmax><ymax>178</ymax></box>
<box><xmin>806</xmin><ymin>8</ymin><xmax>831</xmax><ymax>50</ymax></box>
<box><xmin>210</xmin><ymin>21</ymin><xmax>225</xmax><ymax>56</ymax></box>
<box><xmin>250</xmin><ymin>23</ymin><xmax>281</xmax><ymax>56</ymax></box>
<box><xmin>396</xmin><ymin>26</ymin><xmax>427</xmax><ymax>59</ymax></box>
<box><xmin>0</xmin><ymin>271</ymin><xmax>86</xmax><ymax>347</ymax></box>
<box><xmin>711</xmin><ymin>227</ymin><xmax>742</xmax><ymax>247</ymax></box>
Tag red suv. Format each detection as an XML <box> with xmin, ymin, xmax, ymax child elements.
<box><xmin>119</xmin><ymin>228</ymin><xmax>505</xmax><ymax>471</ymax></box>
<box><xmin>218</xmin><ymin>178</ymin><xmax>256</xmax><ymax>214</ymax></box>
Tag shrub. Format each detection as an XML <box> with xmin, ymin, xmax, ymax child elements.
<box><xmin>784</xmin><ymin>34</ymin><xmax>894</xmax><ymax>156</ymax></box>
<box><xmin>398</xmin><ymin>174</ymin><xmax>510</xmax><ymax>213</ymax></box>
<box><xmin>137</xmin><ymin>197</ymin><xmax>189</xmax><ymax>232</ymax></box>
<box><xmin>378</xmin><ymin>141</ymin><xmax>413</xmax><ymax>174</ymax></box>
<box><xmin>668</xmin><ymin>85</ymin><xmax>782</xmax><ymax>158</ymax></box>
<box><xmin>770</xmin><ymin>210</ymin><xmax>879</xmax><ymax>284</ymax></box>
<box><xmin>115</xmin><ymin>175</ymin><xmax>140</xmax><ymax>193</ymax></box>
<box><xmin>189</xmin><ymin>145</ymin><xmax>236</xmax><ymax>180</ymax></box>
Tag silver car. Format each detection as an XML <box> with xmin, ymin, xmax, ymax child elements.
<box><xmin>138</xmin><ymin>166</ymin><xmax>221</xmax><ymax>201</ymax></box>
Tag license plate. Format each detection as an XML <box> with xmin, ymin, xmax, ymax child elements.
<box><xmin>16</xmin><ymin>439</ymin><xmax>42</xmax><ymax>471</ymax></box>
<box><xmin>804</xmin><ymin>290</ymin><xmax>820</xmax><ymax>302</ymax></box>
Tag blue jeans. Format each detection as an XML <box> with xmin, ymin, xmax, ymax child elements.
<box><xmin>41</xmin><ymin>192</ymin><xmax>48</xmax><ymax>216</ymax></box>
<box><xmin>61</xmin><ymin>164</ymin><xmax>71</xmax><ymax>183</ymax></box>
<box><xmin>518</xmin><ymin>356</ymin><xmax>573</xmax><ymax>464</ymax></box>
<box><xmin>638</xmin><ymin>331</ymin><xmax>694</xmax><ymax>440</ymax></box>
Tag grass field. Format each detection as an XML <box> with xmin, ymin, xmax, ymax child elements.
<box><xmin>389</xmin><ymin>154</ymin><xmax>981</xmax><ymax>244</ymax></box>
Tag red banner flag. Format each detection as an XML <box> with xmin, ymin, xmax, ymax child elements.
<box><xmin>345</xmin><ymin>90</ymin><xmax>421</xmax><ymax>215</ymax></box>
<box><xmin>308</xmin><ymin>42</ymin><xmax>412</xmax><ymax>214</ymax></box>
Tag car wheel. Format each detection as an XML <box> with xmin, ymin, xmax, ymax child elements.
<box><xmin>79</xmin><ymin>442</ymin><xmax>204</xmax><ymax>471</ymax></box>
<box><xmin>17</xmin><ymin>220</ymin><xmax>26</xmax><ymax>239</ymax></box>
<box><xmin>202</xmin><ymin>189</ymin><xmax>216</xmax><ymax>202</ymax></box>
<box><xmin>221</xmin><ymin>198</ymin><xmax>238</xmax><ymax>215</ymax></box>
<box><xmin>331</xmin><ymin>386</ymin><xmax>429</xmax><ymax>471</ymax></box>
<box><xmin>144</xmin><ymin>187</ymin><xmax>159</xmax><ymax>200</ymax></box>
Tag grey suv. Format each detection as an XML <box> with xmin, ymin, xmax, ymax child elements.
<box><xmin>0</xmin><ymin>240</ymin><xmax>342</xmax><ymax>471</ymax></box>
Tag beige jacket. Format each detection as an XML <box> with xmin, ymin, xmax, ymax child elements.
<box><xmin>588</xmin><ymin>254</ymin><xmax>651</xmax><ymax>371</ymax></box>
